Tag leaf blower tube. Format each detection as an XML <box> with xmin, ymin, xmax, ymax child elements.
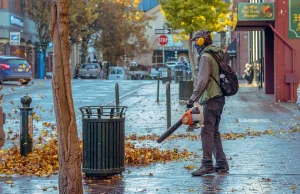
<box><xmin>157</xmin><ymin>107</ymin><xmax>202</xmax><ymax>143</ymax></box>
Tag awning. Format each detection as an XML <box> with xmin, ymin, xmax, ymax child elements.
<box><xmin>226</xmin><ymin>40</ymin><xmax>236</xmax><ymax>56</ymax></box>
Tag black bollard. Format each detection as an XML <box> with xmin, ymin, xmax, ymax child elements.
<box><xmin>115</xmin><ymin>83</ymin><xmax>120</xmax><ymax>114</ymax></box>
<box><xmin>156</xmin><ymin>73</ymin><xmax>160</xmax><ymax>102</ymax></box>
<box><xmin>20</xmin><ymin>96</ymin><xmax>33</xmax><ymax>156</ymax></box>
<box><xmin>166</xmin><ymin>82</ymin><xmax>171</xmax><ymax>128</ymax></box>
<box><xmin>115</xmin><ymin>83</ymin><xmax>119</xmax><ymax>106</ymax></box>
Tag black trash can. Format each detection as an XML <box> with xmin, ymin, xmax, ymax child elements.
<box><xmin>79</xmin><ymin>106</ymin><xmax>127</xmax><ymax>176</ymax></box>
<box><xmin>178</xmin><ymin>76</ymin><xmax>194</xmax><ymax>100</ymax></box>
<box><xmin>174</xmin><ymin>71</ymin><xmax>183</xmax><ymax>83</ymax></box>
<box><xmin>162</xmin><ymin>77</ymin><xmax>168</xmax><ymax>84</ymax></box>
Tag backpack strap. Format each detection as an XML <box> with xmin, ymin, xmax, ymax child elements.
<box><xmin>207</xmin><ymin>51</ymin><xmax>221</xmax><ymax>88</ymax></box>
<box><xmin>208</xmin><ymin>51</ymin><xmax>222</xmax><ymax>64</ymax></box>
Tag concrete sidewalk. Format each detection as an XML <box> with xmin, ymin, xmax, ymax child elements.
<box><xmin>0</xmin><ymin>81</ymin><xmax>300</xmax><ymax>193</ymax></box>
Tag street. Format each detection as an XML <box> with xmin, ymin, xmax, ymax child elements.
<box><xmin>1</xmin><ymin>79</ymin><xmax>154</xmax><ymax>149</ymax></box>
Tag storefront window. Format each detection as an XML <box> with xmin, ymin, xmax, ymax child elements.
<box><xmin>0</xmin><ymin>44</ymin><xmax>5</xmax><ymax>55</ymax></box>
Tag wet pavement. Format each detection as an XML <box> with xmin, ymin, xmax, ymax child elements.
<box><xmin>1</xmin><ymin>80</ymin><xmax>300</xmax><ymax>193</ymax></box>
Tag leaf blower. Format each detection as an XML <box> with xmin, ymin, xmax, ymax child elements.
<box><xmin>157</xmin><ymin>107</ymin><xmax>202</xmax><ymax>143</ymax></box>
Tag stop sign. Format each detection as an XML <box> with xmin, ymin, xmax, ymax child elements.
<box><xmin>158</xmin><ymin>35</ymin><xmax>168</xmax><ymax>46</ymax></box>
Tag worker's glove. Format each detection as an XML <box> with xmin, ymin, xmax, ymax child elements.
<box><xmin>186</xmin><ymin>99</ymin><xmax>194</xmax><ymax>109</ymax></box>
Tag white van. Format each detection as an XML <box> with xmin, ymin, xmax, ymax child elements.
<box><xmin>108</xmin><ymin>67</ymin><xmax>126</xmax><ymax>80</ymax></box>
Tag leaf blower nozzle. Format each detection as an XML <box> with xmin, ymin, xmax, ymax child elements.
<box><xmin>157</xmin><ymin>107</ymin><xmax>202</xmax><ymax>143</ymax></box>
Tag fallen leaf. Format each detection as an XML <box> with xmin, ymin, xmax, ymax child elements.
<box><xmin>41</xmin><ymin>187</ymin><xmax>47</xmax><ymax>191</ymax></box>
<box><xmin>43</xmin><ymin>122</ymin><xmax>51</xmax><ymax>127</ymax></box>
<box><xmin>184</xmin><ymin>165</ymin><xmax>194</xmax><ymax>170</ymax></box>
<box><xmin>5</xmin><ymin>180</ymin><xmax>13</xmax><ymax>184</ymax></box>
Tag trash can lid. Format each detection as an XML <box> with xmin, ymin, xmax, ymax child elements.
<box><xmin>79</xmin><ymin>106</ymin><xmax>127</xmax><ymax>119</ymax></box>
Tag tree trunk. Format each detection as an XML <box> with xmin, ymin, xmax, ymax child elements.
<box><xmin>50</xmin><ymin>1</ymin><xmax>83</xmax><ymax>193</ymax></box>
<box><xmin>81</xmin><ymin>41</ymin><xmax>88</xmax><ymax>63</ymax></box>
<box><xmin>220</xmin><ymin>31</ymin><xmax>226</xmax><ymax>49</ymax></box>
<box><xmin>188</xmin><ymin>32</ymin><xmax>197</xmax><ymax>87</ymax></box>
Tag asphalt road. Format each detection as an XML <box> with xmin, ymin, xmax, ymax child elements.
<box><xmin>1</xmin><ymin>79</ymin><xmax>154</xmax><ymax>147</ymax></box>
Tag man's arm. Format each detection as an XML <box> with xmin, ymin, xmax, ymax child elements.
<box><xmin>190</xmin><ymin>56</ymin><xmax>211</xmax><ymax>102</ymax></box>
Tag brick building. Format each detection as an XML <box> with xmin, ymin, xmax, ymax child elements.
<box><xmin>234</xmin><ymin>0</ymin><xmax>300</xmax><ymax>102</ymax></box>
<box><xmin>0</xmin><ymin>0</ymin><xmax>39</xmax><ymax>77</ymax></box>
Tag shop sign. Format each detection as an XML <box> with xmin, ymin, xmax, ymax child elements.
<box><xmin>10</xmin><ymin>32</ymin><xmax>20</xmax><ymax>46</ymax></box>
<box><xmin>288</xmin><ymin>0</ymin><xmax>300</xmax><ymax>39</ymax></box>
<box><xmin>238</xmin><ymin>3</ymin><xmax>275</xmax><ymax>21</ymax></box>
<box><xmin>10</xmin><ymin>15</ymin><xmax>24</xmax><ymax>27</ymax></box>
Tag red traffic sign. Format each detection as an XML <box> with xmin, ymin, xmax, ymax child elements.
<box><xmin>158</xmin><ymin>35</ymin><xmax>168</xmax><ymax>46</ymax></box>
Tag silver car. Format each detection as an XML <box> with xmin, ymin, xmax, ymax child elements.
<box><xmin>79</xmin><ymin>63</ymin><xmax>102</xmax><ymax>79</ymax></box>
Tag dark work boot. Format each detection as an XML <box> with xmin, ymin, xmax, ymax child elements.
<box><xmin>215</xmin><ymin>161</ymin><xmax>229</xmax><ymax>172</ymax></box>
<box><xmin>191</xmin><ymin>166</ymin><xmax>215</xmax><ymax>176</ymax></box>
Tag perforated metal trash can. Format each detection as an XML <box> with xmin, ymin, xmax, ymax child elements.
<box><xmin>79</xmin><ymin>106</ymin><xmax>127</xmax><ymax>176</ymax></box>
<box><xmin>178</xmin><ymin>76</ymin><xmax>194</xmax><ymax>100</ymax></box>
<box><xmin>174</xmin><ymin>71</ymin><xmax>183</xmax><ymax>83</ymax></box>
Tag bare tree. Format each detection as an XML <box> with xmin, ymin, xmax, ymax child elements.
<box><xmin>49</xmin><ymin>0</ymin><xmax>83</xmax><ymax>193</ymax></box>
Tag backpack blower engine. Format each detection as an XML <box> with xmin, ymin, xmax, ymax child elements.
<box><xmin>157</xmin><ymin>107</ymin><xmax>202</xmax><ymax>143</ymax></box>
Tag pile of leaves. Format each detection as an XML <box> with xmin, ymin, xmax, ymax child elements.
<box><xmin>125</xmin><ymin>142</ymin><xmax>194</xmax><ymax>166</ymax></box>
<box><xmin>0</xmin><ymin>139</ymin><xmax>58</xmax><ymax>176</ymax></box>
<box><xmin>0</xmin><ymin>128</ymin><xmax>196</xmax><ymax>176</ymax></box>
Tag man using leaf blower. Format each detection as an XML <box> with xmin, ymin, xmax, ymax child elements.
<box><xmin>186</xmin><ymin>30</ymin><xmax>229</xmax><ymax>176</ymax></box>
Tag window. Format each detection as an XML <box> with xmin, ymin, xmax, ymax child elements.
<box><xmin>117</xmin><ymin>69</ymin><xmax>123</xmax><ymax>74</ymax></box>
<box><xmin>21</xmin><ymin>0</ymin><xmax>26</xmax><ymax>11</ymax></box>
<box><xmin>110</xmin><ymin>68</ymin><xmax>124</xmax><ymax>75</ymax></box>
<box><xmin>10</xmin><ymin>0</ymin><xmax>15</xmax><ymax>11</ymax></box>
<box><xmin>82</xmin><ymin>64</ymin><xmax>98</xmax><ymax>69</ymax></box>
<box><xmin>110</xmin><ymin>69</ymin><xmax>116</xmax><ymax>74</ymax></box>
<box><xmin>6</xmin><ymin>59</ymin><xmax>29</xmax><ymax>67</ymax></box>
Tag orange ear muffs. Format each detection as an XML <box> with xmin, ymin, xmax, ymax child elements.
<box><xmin>197</xmin><ymin>37</ymin><xmax>205</xmax><ymax>46</ymax></box>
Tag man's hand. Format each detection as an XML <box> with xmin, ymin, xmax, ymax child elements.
<box><xmin>186</xmin><ymin>99</ymin><xmax>194</xmax><ymax>109</ymax></box>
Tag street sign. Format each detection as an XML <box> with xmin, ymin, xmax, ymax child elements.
<box><xmin>158</xmin><ymin>35</ymin><xmax>168</xmax><ymax>46</ymax></box>
<box><xmin>155</xmin><ymin>28</ymin><xmax>171</xmax><ymax>34</ymax></box>
<box><xmin>10</xmin><ymin>32</ymin><xmax>20</xmax><ymax>46</ymax></box>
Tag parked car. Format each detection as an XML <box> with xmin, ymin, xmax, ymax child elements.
<box><xmin>150</xmin><ymin>68</ymin><xmax>160</xmax><ymax>79</ymax></box>
<box><xmin>0</xmin><ymin>56</ymin><xmax>32</xmax><ymax>85</ymax></box>
<box><xmin>108</xmin><ymin>67</ymin><xmax>126</xmax><ymax>80</ymax></box>
<box><xmin>79</xmin><ymin>63</ymin><xmax>102</xmax><ymax>79</ymax></box>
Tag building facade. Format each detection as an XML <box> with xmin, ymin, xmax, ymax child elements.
<box><xmin>234</xmin><ymin>0</ymin><xmax>300</xmax><ymax>102</ymax></box>
<box><xmin>134</xmin><ymin>4</ymin><xmax>190</xmax><ymax>68</ymax></box>
<box><xmin>0</xmin><ymin>0</ymin><xmax>39</xmax><ymax>77</ymax></box>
